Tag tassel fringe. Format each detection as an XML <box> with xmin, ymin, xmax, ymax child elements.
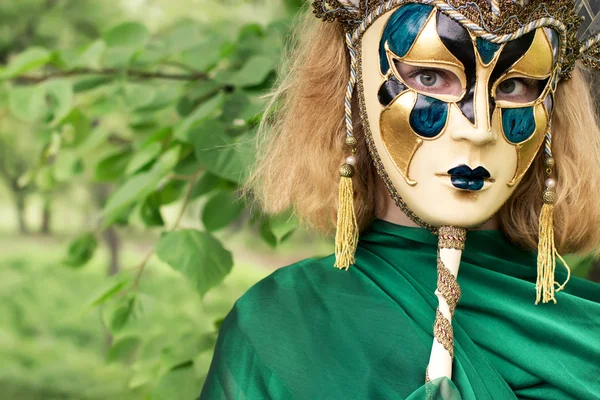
<box><xmin>334</xmin><ymin>171</ymin><xmax>358</xmax><ymax>270</ymax></box>
<box><xmin>536</xmin><ymin>200</ymin><xmax>571</xmax><ymax>304</ymax></box>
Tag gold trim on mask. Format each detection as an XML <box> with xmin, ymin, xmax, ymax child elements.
<box><xmin>510</xmin><ymin>29</ymin><xmax>554</xmax><ymax>78</ymax></box>
<box><xmin>380</xmin><ymin>91</ymin><xmax>424</xmax><ymax>186</ymax></box>
<box><xmin>506</xmin><ymin>103</ymin><xmax>549</xmax><ymax>186</ymax></box>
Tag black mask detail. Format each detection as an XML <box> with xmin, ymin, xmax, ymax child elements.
<box><xmin>436</xmin><ymin>11</ymin><xmax>476</xmax><ymax>124</ymax></box>
<box><xmin>378</xmin><ymin>75</ymin><xmax>408</xmax><ymax>106</ymax></box>
<box><xmin>488</xmin><ymin>32</ymin><xmax>535</xmax><ymax>117</ymax></box>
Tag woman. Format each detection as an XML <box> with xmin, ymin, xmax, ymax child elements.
<box><xmin>201</xmin><ymin>1</ymin><xmax>600</xmax><ymax>398</ymax></box>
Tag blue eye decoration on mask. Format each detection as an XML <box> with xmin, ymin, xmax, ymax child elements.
<box><xmin>501</xmin><ymin>107</ymin><xmax>536</xmax><ymax>144</ymax></box>
<box><xmin>410</xmin><ymin>94</ymin><xmax>449</xmax><ymax>138</ymax></box>
<box><xmin>476</xmin><ymin>37</ymin><xmax>502</xmax><ymax>65</ymax></box>
<box><xmin>379</xmin><ymin>3</ymin><xmax>433</xmax><ymax>75</ymax></box>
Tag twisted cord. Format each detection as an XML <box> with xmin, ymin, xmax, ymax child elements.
<box><xmin>345</xmin><ymin>32</ymin><xmax>358</xmax><ymax>138</ymax></box>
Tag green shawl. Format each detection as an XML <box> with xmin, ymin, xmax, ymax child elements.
<box><xmin>201</xmin><ymin>219</ymin><xmax>600</xmax><ymax>399</ymax></box>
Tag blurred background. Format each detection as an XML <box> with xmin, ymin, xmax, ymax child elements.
<box><xmin>0</xmin><ymin>0</ymin><xmax>335</xmax><ymax>398</ymax></box>
<box><xmin>0</xmin><ymin>1</ymin><xmax>598</xmax><ymax>399</ymax></box>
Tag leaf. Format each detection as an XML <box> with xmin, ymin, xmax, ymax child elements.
<box><xmin>108</xmin><ymin>294</ymin><xmax>137</xmax><ymax>333</ymax></box>
<box><xmin>155</xmin><ymin>230</ymin><xmax>233</xmax><ymax>298</ymax></box>
<box><xmin>191</xmin><ymin>120</ymin><xmax>254</xmax><ymax>183</ymax></box>
<box><xmin>102</xmin><ymin>147</ymin><xmax>181</xmax><ymax>223</ymax></box>
<box><xmin>76</xmin><ymin>40</ymin><xmax>106</xmax><ymax>68</ymax></box>
<box><xmin>125</xmin><ymin>142</ymin><xmax>162</xmax><ymax>175</ymax></box>
<box><xmin>190</xmin><ymin>172</ymin><xmax>229</xmax><ymax>199</ymax></box>
<box><xmin>9</xmin><ymin>86</ymin><xmax>46</xmax><ymax>122</ymax></box>
<box><xmin>103</xmin><ymin>22</ymin><xmax>149</xmax><ymax>49</ymax></box>
<box><xmin>202</xmin><ymin>190</ymin><xmax>244</xmax><ymax>232</ymax></box>
<box><xmin>95</xmin><ymin>150</ymin><xmax>133</xmax><ymax>181</ymax></box>
<box><xmin>85</xmin><ymin>274</ymin><xmax>132</xmax><ymax>308</ymax></box>
<box><xmin>73</xmin><ymin>76</ymin><xmax>112</xmax><ymax>93</ymax></box>
<box><xmin>44</xmin><ymin>79</ymin><xmax>74</xmax><ymax>125</ymax></box>
<box><xmin>53</xmin><ymin>150</ymin><xmax>82</xmax><ymax>182</ymax></box>
<box><xmin>161</xmin><ymin>332</ymin><xmax>216</xmax><ymax>369</ymax></box>
<box><xmin>230</xmin><ymin>55</ymin><xmax>276</xmax><ymax>87</ymax></box>
<box><xmin>0</xmin><ymin>47</ymin><xmax>52</xmax><ymax>79</ymax></box>
<box><xmin>179</xmin><ymin>42</ymin><xmax>222</xmax><ymax>72</ymax></box>
<box><xmin>152</xmin><ymin>361</ymin><xmax>202</xmax><ymax>400</ymax></box>
<box><xmin>140</xmin><ymin>194</ymin><xmax>164</xmax><ymax>227</ymax></box>
<box><xmin>107</xmin><ymin>336</ymin><xmax>142</xmax><ymax>364</ymax></box>
<box><xmin>268</xmin><ymin>212</ymin><xmax>298</xmax><ymax>243</ymax></box>
<box><xmin>63</xmin><ymin>233</ymin><xmax>98</xmax><ymax>268</ymax></box>
<box><xmin>60</xmin><ymin>108</ymin><xmax>90</xmax><ymax>147</ymax></box>
<box><xmin>103</xmin><ymin>22</ymin><xmax>150</xmax><ymax>67</ymax></box>
<box><xmin>174</xmin><ymin>93</ymin><xmax>225</xmax><ymax>141</ymax></box>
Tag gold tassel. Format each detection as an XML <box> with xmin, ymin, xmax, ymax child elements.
<box><xmin>334</xmin><ymin>164</ymin><xmax>359</xmax><ymax>270</ymax></box>
<box><xmin>536</xmin><ymin>188</ymin><xmax>571</xmax><ymax>304</ymax></box>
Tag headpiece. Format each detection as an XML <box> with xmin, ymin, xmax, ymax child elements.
<box><xmin>312</xmin><ymin>0</ymin><xmax>599</xmax><ymax>384</ymax></box>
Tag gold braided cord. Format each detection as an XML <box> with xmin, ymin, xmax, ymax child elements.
<box><xmin>438</xmin><ymin>226</ymin><xmax>467</xmax><ymax>251</ymax></box>
<box><xmin>437</xmin><ymin>256</ymin><xmax>461</xmax><ymax>314</ymax></box>
<box><xmin>434</xmin><ymin>309</ymin><xmax>455</xmax><ymax>358</ymax></box>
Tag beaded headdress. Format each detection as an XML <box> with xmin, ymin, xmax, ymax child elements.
<box><xmin>312</xmin><ymin>0</ymin><xmax>600</xmax><ymax>384</ymax></box>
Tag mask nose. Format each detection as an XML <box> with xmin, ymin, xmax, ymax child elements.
<box><xmin>449</xmin><ymin>81</ymin><xmax>496</xmax><ymax>145</ymax></box>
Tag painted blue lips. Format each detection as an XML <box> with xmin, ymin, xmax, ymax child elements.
<box><xmin>448</xmin><ymin>165</ymin><xmax>491</xmax><ymax>191</ymax></box>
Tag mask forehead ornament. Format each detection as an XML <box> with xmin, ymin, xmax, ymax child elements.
<box><xmin>313</xmin><ymin>0</ymin><xmax>600</xmax><ymax>385</ymax></box>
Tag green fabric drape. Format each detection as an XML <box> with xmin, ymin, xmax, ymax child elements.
<box><xmin>201</xmin><ymin>220</ymin><xmax>600</xmax><ymax>399</ymax></box>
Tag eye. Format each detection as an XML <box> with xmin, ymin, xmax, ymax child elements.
<box><xmin>496</xmin><ymin>78</ymin><xmax>544</xmax><ymax>103</ymax></box>
<box><xmin>393</xmin><ymin>60</ymin><xmax>463</xmax><ymax>97</ymax></box>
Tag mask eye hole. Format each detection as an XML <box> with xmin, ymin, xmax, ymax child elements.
<box><xmin>495</xmin><ymin>77</ymin><xmax>546</xmax><ymax>104</ymax></box>
<box><xmin>393</xmin><ymin>59</ymin><xmax>464</xmax><ymax>99</ymax></box>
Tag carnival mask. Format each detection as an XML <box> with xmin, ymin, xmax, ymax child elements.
<box><xmin>360</xmin><ymin>3</ymin><xmax>558</xmax><ymax>227</ymax></box>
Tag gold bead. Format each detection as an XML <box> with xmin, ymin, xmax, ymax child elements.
<box><xmin>339</xmin><ymin>164</ymin><xmax>355</xmax><ymax>178</ymax></box>
<box><xmin>544</xmin><ymin>157</ymin><xmax>555</xmax><ymax>169</ymax></box>
<box><xmin>345</xmin><ymin>136</ymin><xmax>358</xmax><ymax>147</ymax></box>
<box><xmin>542</xmin><ymin>189</ymin><xmax>556</xmax><ymax>205</ymax></box>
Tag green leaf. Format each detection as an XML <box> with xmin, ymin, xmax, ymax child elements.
<box><xmin>53</xmin><ymin>150</ymin><xmax>82</xmax><ymax>182</ymax></box>
<box><xmin>103</xmin><ymin>22</ymin><xmax>149</xmax><ymax>49</ymax></box>
<box><xmin>202</xmin><ymin>190</ymin><xmax>244</xmax><ymax>232</ymax></box>
<box><xmin>156</xmin><ymin>180</ymin><xmax>186</xmax><ymax>205</ymax></box>
<box><xmin>161</xmin><ymin>332</ymin><xmax>216</xmax><ymax>369</ymax></box>
<box><xmin>0</xmin><ymin>47</ymin><xmax>52</xmax><ymax>79</ymax></box>
<box><xmin>125</xmin><ymin>142</ymin><xmax>162</xmax><ymax>175</ymax></box>
<box><xmin>140</xmin><ymin>194</ymin><xmax>164</xmax><ymax>227</ymax></box>
<box><xmin>103</xmin><ymin>147</ymin><xmax>181</xmax><ymax>222</ymax></box>
<box><xmin>268</xmin><ymin>212</ymin><xmax>298</xmax><ymax>244</ymax></box>
<box><xmin>95</xmin><ymin>150</ymin><xmax>132</xmax><ymax>181</ymax></box>
<box><xmin>152</xmin><ymin>361</ymin><xmax>202</xmax><ymax>400</ymax></box>
<box><xmin>190</xmin><ymin>172</ymin><xmax>229</xmax><ymax>199</ymax></box>
<box><xmin>155</xmin><ymin>229</ymin><xmax>233</xmax><ymax>298</ymax></box>
<box><xmin>191</xmin><ymin>120</ymin><xmax>254</xmax><ymax>183</ymax></box>
<box><xmin>107</xmin><ymin>335</ymin><xmax>142</xmax><ymax>364</ymax></box>
<box><xmin>230</xmin><ymin>56</ymin><xmax>275</xmax><ymax>87</ymax></box>
<box><xmin>108</xmin><ymin>294</ymin><xmax>137</xmax><ymax>333</ymax></box>
<box><xmin>174</xmin><ymin>93</ymin><xmax>225</xmax><ymax>141</ymax></box>
<box><xmin>76</xmin><ymin>40</ymin><xmax>106</xmax><ymax>68</ymax></box>
<box><xmin>60</xmin><ymin>108</ymin><xmax>90</xmax><ymax>148</ymax></box>
<box><xmin>9</xmin><ymin>86</ymin><xmax>46</xmax><ymax>122</ymax></box>
<box><xmin>103</xmin><ymin>22</ymin><xmax>150</xmax><ymax>67</ymax></box>
<box><xmin>44</xmin><ymin>79</ymin><xmax>74</xmax><ymax>125</ymax></box>
<box><xmin>85</xmin><ymin>274</ymin><xmax>132</xmax><ymax>308</ymax></box>
<box><xmin>73</xmin><ymin>76</ymin><xmax>112</xmax><ymax>93</ymax></box>
<box><xmin>179</xmin><ymin>43</ymin><xmax>222</xmax><ymax>72</ymax></box>
<box><xmin>63</xmin><ymin>233</ymin><xmax>98</xmax><ymax>268</ymax></box>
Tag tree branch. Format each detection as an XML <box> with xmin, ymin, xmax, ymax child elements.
<box><xmin>14</xmin><ymin>67</ymin><xmax>209</xmax><ymax>84</ymax></box>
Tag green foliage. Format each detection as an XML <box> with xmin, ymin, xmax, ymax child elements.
<box><xmin>0</xmin><ymin>0</ymin><xmax>302</xmax><ymax>397</ymax></box>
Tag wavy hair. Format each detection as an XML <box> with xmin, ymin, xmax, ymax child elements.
<box><xmin>248</xmin><ymin>12</ymin><xmax>600</xmax><ymax>254</ymax></box>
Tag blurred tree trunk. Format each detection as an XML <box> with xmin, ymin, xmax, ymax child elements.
<box><xmin>40</xmin><ymin>197</ymin><xmax>52</xmax><ymax>235</ymax></box>
<box><xmin>14</xmin><ymin>190</ymin><xmax>28</xmax><ymax>234</ymax></box>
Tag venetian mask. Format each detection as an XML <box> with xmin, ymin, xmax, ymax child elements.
<box><xmin>360</xmin><ymin>3</ymin><xmax>559</xmax><ymax>228</ymax></box>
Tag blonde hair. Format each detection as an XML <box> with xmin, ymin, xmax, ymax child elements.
<box><xmin>248</xmin><ymin>12</ymin><xmax>600</xmax><ymax>255</ymax></box>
